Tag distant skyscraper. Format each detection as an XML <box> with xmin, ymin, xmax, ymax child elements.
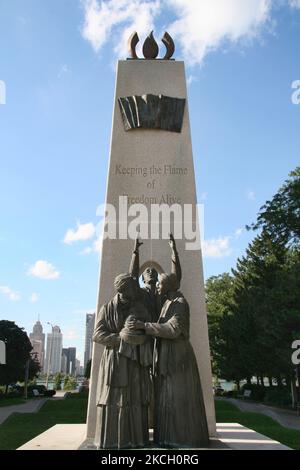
<box><xmin>75</xmin><ymin>358</ymin><xmax>82</xmax><ymax>377</ymax></box>
<box><xmin>61</xmin><ymin>351</ymin><xmax>68</xmax><ymax>374</ymax></box>
<box><xmin>29</xmin><ymin>320</ymin><xmax>45</xmax><ymax>370</ymax></box>
<box><xmin>84</xmin><ymin>313</ymin><xmax>95</xmax><ymax>368</ymax></box>
<box><xmin>45</xmin><ymin>326</ymin><xmax>63</xmax><ymax>374</ymax></box>
<box><xmin>61</xmin><ymin>347</ymin><xmax>76</xmax><ymax>376</ymax></box>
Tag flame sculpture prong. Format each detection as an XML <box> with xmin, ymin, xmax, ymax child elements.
<box><xmin>162</xmin><ymin>32</ymin><xmax>175</xmax><ymax>60</ymax></box>
<box><xmin>128</xmin><ymin>31</ymin><xmax>139</xmax><ymax>59</ymax></box>
<box><xmin>128</xmin><ymin>31</ymin><xmax>175</xmax><ymax>60</ymax></box>
<box><xmin>143</xmin><ymin>31</ymin><xmax>159</xmax><ymax>59</ymax></box>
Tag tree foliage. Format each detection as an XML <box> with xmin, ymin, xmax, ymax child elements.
<box><xmin>54</xmin><ymin>372</ymin><xmax>62</xmax><ymax>390</ymax></box>
<box><xmin>207</xmin><ymin>245</ymin><xmax>300</xmax><ymax>384</ymax></box>
<box><xmin>207</xmin><ymin>168</ymin><xmax>300</xmax><ymax>386</ymax></box>
<box><xmin>63</xmin><ymin>375</ymin><xmax>76</xmax><ymax>391</ymax></box>
<box><xmin>0</xmin><ymin>321</ymin><xmax>32</xmax><ymax>391</ymax></box>
<box><xmin>28</xmin><ymin>355</ymin><xmax>41</xmax><ymax>381</ymax></box>
<box><xmin>248</xmin><ymin>167</ymin><xmax>300</xmax><ymax>247</ymax></box>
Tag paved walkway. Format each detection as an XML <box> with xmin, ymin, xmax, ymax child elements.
<box><xmin>218</xmin><ymin>397</ymin><xmax>300</xmax><ymax>430</ymax></box>
<box><xmin>0</xmin><ymin>398</ymin><xmax>48</xmax><ymax>425</ymax></box>
<box><xmin>18</xmin><ymin>423</ymin><xmax>290</xmax><ymax>451</ymax></box>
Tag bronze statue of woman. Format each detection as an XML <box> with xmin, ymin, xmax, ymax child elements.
<box><xmin>129</xmin><ymin>266</ymin><xmax>209</xmax><ymax>448</ymax></box>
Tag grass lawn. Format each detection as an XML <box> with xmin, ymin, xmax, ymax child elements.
<box><xmin>0</xmin><ymin>398</ymin><xmax>26</xmax><ymax>408</ymax></box>
<box><xmin>0</xmin><ymin>394</ymin><xmax>88</xmax><ymax>450</ymax></box>
<box><xmin>1</xmin><ymin>395</ymin><xmax>299</xmax><ymax>450</ymax></box>
<box><xmin>215</xmin><ymin>399</ymin><xmax>300</xmax><ymax>450</ymax></box>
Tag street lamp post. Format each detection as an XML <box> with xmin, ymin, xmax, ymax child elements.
<box><xmin>45</xmin><ymin>323</ymin><xmax>54</xmax><ymax>389</ymax></box>
<box><xmin>24</xmin><ymin>358</ymin><xmax>30</xmax><ymax>400</ymax></box>
<box><xmin>24</xmin><ymin>352</ymin><xmax>38</xmax><ymax>400</ymax></box>
<box><xmin>0</xmin><ymin>340</ymin><xmax>6</xmax><ymax>365</ymax></box>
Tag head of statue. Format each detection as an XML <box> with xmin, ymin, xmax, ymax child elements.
<box><xmin>142</xmin><ymin>266</ymin><xmax>158</xmax><ymax>286</ymax></box>
<box><xmin>157</xmin><ymin>273</ymin><xmax>180</xmax><ymax>296</ymax></box>
<box><xmin>114</xmin><ymin>274</ymin><xmax>138</xmax><ymax>302</ymax></box>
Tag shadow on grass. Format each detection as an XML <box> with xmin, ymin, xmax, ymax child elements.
<box><xmin>0</xmin><ymin>398</ymin><xmax>26</xmax><ymax>408</ymax></box>
<box><xmin>215</xmin><ymin>400</ymin><xmax>300</xmax><ymax>450</ymax></box>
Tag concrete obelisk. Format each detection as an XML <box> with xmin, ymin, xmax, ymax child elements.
<box><xmin>86</xmin><ymin>33</ymin><xmax>216</xmax><ymax>441</ymax></box>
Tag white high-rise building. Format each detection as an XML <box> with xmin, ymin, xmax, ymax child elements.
<box><xmin>84</xmin><ymin>313</ymin><xmax>95</xmax><ymax>369</ymax></box>
<box><xmin>29</xmin><ymin>320</ymin><xmax>45</xmax><ymax>370</ymax></box>
<box><xmin>75</xmin><ymin>358</ymin><xmax>82</xmax><ymax>376</ymax></box>
<box><xmin>45</xmin><ymin>326</ymin><xmax>63</xmax><ymax>374</ymax></box>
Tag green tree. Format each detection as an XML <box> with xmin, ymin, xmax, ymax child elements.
<box><xmin>28</xmin><ymin>355</ymin><xmax>41</xmax><ymax>381</ymax></box>
<box><xmin>54</xmin><ymin>372</ymin><xmax>62</xmax><ymax>390</ymax></box>
<box><xmin>63</xmin><ymin>375</ymin><xmax>76</xmax><ymax>391</ymax></box>
<box><xmin>232</xmin><ymin>233</ymin><xmax>300</xmax><ymax>384</ymax></box>
<box><xmin>206</xmin><ymin>169</ymin><xmax>300</xmax><ymax>393</ymax></box>
<box><xmin>63</xmin><ymin>375</ymin><xmax>70</xmax><ymax>390</ymax></box>
<box><xmin>248</xmin><ymin>167</ymin><xmax>300</xmax><ymax>247</ymax></box>
<box><xmin>0</xmin><ymin>321</ymin><xmax>32</xmax><ymax>394</ymax></box>
<box><xmin>206</xmin><ymin>274</ymin><xmax>235</xmax><ymax>377</ymax></box>
<box><xmin>207</xmin><ymin>234</ymin><xmax>300</xmax><ymax>388</ymax></box>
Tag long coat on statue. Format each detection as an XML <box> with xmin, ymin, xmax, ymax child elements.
<box><xmin>145</xmin><ymin>291</ymin><xmax>209</xmax><ymax>448</ymax></box>
<box><xmin>93</xmin><ymin>294</ymin><xmax>152</xmax><ymax>449</ymax></box>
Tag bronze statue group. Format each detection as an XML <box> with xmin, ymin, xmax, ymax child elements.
<box><xmin>93</xmin><ymin>235</ymin><xmax>209</xmax><ymax>449</ymax></box>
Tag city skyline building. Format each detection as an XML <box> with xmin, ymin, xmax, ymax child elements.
<box><xmin>44</xmin><ymin>325</ymin><xmax>63</xmax><ymax>374</ymax></box>
<box><xmin>29</xmin><ymin>320</ymin><xmax>45</xmax><ymax>370</ymax></box>
<box><xmin>61</xmin><ymin>347</ymin><xmax>76</xmax><ymax>376</ymax></box>
<box><xmin>75</xmin><ymin>358</ymin><xmax>84</xmax><ymax>376</ymax></box>
<box><xmin>84</xmin><ymin>313</ymin><xmax>95</xmax><ymax>369</ymax></box>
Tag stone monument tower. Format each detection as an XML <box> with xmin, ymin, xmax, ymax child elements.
<box><xmin>86</xmin><ymin>32</ymin><xmax>216</xmax><ymax>441</ymax></box>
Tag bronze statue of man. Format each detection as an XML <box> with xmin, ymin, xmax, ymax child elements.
<box><xmin>129</xmin><ymin>233</ymin><xmax>182</xmax><ymax>321</ymax></box>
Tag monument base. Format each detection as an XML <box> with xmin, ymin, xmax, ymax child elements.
<box><xmin>17</xmin><ymin>423</ymin><xmax>290</xmax><ymax>451</ymax></box>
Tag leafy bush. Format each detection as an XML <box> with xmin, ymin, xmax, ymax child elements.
<box><xmin>63</xmin><ymin>376</ymin><xmax>76</xmax><ymax>391</ymax></box>
<box><xmin>241</xmin><ymin>383</ymin><xmax>266</xmax><ymax>401</ymax></box>
<box><xmin>264</xmin><ymin>387</ymin><xmax>292</xmax><ymax>407</ymax></box>
<box><xmin>223</xmin><ymin>390</ymin><xmax>239</xmax><ymax>398</ymax></box>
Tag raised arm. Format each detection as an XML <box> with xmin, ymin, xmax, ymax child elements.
<box><xmin>93</xmin><ymin>306</ymin><xmax>120</xmax><ymax>347</ymax></box>
<box><xmin>169</xmin><ymin>233</ymin><xmax>182</xmax><ymax>283</ymax></box>
<box><xmin>129</xmin><ymin>235</ymin><xmax>143</xmax><ymax>281</ymax></box>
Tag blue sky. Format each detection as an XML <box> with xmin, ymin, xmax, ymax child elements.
<box><xmin>0</xmin><ymin>0</ymin><xmax>299</xmax><ymax>363</ymax></box>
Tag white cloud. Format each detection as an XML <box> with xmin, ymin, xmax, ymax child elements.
<box><xmin>81</xmin><ymin>0</ymin><xmax>161</xmax><ymax>58</ymax></box>
<box><xmin>64</xmin><ymin>222</ymin><xmax>96</xmax><ymax>245</ymax></box>
<box><xmin>64</xmin><ymin>330</ymin><xmax>80</xmax><ymax>340</ymax></box>
<box><xmin>81</xmin><ymin>237</ymin><xmax>103</xmax><ymax>255</ymax></box>
<box><xmin>27</xmin><ymin>260</ymin><xmax>60</xmax><ymax>280</ymax></box>
<box><xmin>30</xmin><ymin>293</ymin><xmax>39</xmax><ymax>303</ymax></box>
<box><xmin>80</xmin><ymin>246</ymin><xmax>93</xmax><ymax>255</ymax></box>
<box><xmin>187</xmin><ymin>74</ymin><xmax>198</xmax><ymax>86</ymax></box>
<box><xmin>0</xmin><ymin>286</ymin><xmax>21</xmax><ymax>301</ymax></box>
<box><xmin>202</xmin><ymin>236</ymin><xmax>231</xmax><ymax>258</ymax></box>
<box><xmin>81</xmin><ymin>0</ymin><xmax>276</xmax><ymax>65</ymax></box>
<box><xmin>167</xmin><ymin>0</ymin><xmax>273</xmax><ymax>65</ymax></box>
<box><xmin>93</xmin><ymin>237</ymin><xmax>102</xmax><ymax>253</ymax></box>
<box><xmin>58</xmin><ymin>64</ymin><xmax>71</xmax><ymax>79</ymax></box>
<box><xmin>289</xmin><ymin>0</ymin><xmax>300</xmax><ymax>8</ymax></box>
<box><xmin>247</xmin><ymin>190</ymin><xmax>256</xmax><ymax>201</ymax></box>
<box><xmin>235</xmin><ymin>227</ymin><xmax>244</xmax><ymax>237</ymax></box>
